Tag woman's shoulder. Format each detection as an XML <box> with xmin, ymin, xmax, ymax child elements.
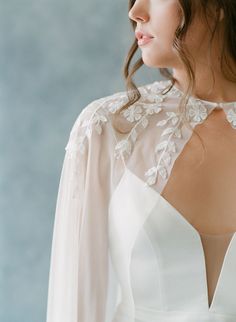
<box><xmin>69</xmin><ymin>80</ymin><xmax>172</xmax><ymax>129</ymax></box>
<box><xmin>63</xmin><ymin>90</ymin><xmax>128</xmax><ymax>155</ymax></box>
<box><xmin>65</xmin><ymin>80</ymin><xmax>175</xmax><ymax>157</ymax></box>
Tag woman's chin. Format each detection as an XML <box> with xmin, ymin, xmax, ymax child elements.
<box><xmin>141</xmin><ymin>52</ymin><xmax>172</xmax><ymax>69</ymax></box>
<box><xmin>141</xmin><ymin>55</ymin><xmax>162</xmax><ymax>68</ymax></box>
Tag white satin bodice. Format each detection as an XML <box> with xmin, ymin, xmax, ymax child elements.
<box><xmin>108</xmin><ymin>168</ymin><xmax>236</xmax><ymax>321</ymax></box>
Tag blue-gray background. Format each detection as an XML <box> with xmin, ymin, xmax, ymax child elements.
<box><xmin>0</xmin><ymin>1</ymin><xmax>160</xmax><ymax>321</ymax></box>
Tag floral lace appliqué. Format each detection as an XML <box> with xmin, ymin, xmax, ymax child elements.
<box><xmin>143</xmin><ymin>89</ymin><xmax>236</xmax><ymax>187</ymax></box>
<box><xmin>65</xmin><ymin>92</ymin><xmax>136</xmax><ymax>160</ymax></box>
<box><xmin>144</xmin><ymin>99</ymin><xmax>211</xmax><ymax>187</ymax></box>
<box><xmin>114</xmin><ymin>86</ymin><xmax>166</xmax><ymax>160</ymax></box>
<box><xmin>226</xmin><ymin>106</ymin><xmax>236</xmax><ymax>129</ymax></box>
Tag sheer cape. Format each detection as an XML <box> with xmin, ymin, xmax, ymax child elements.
<box><xmin>46</xmin><ymin>80</ymin><xmax>236</xmax><ymax>322</ymax></box>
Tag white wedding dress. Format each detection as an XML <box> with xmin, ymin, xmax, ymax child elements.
<box><xmin>46</xmin><ymin>79</ymin><xmax>236</xmax><ymax>322</ymax></box>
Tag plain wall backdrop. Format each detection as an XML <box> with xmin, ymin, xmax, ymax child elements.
<box><xmin>0</xmin><ymin>1</ymin><xmax>161</xmax><ymax>321</ymax></box>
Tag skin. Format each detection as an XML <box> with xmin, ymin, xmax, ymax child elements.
<box><xmin>128</xmin><ymin>0</ymin><xmax>236</xmax><ymax>103</ymax></box>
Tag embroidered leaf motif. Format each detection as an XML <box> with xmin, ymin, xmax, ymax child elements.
<box><xmin>141</xmin><ymin>117</ymin><xmax>149</xmax><ymax>128</ymax></box>
<box><xmin>114</xmin><ymin>139</ymin><xmax>132</xmax><ymax>159</ymax></box>
<box><xmin>145</xmin><ymin>174</ymin><xmax>157</xmax><ymax>186</ymax></box>
<box><xmin>174</xmin><ymin>128</ymin><xmax>182</xmax><ymax>139</ymax></box>
<box><xmin>162</xmin><ymin>151</ymin><xmax>171</xmax><ymax>166</ymax></box>
<box><xmin>145</xmin><ymin>166</ymin><xmax>158</xmax><ymax>177</ymax></box>
<box><xmin>166</xmin><ymin>112</ymin><xmax>180</xmax><ymax>125</ymax></box>
<box><xmin>166</xmin><ymin>111</ymin><xmax>176</xmax><ymax>116</ymax></box>
<box><xmin>155</xmin><ymin>140</ymin><xmax>169</xmax><ymax>153</ymax></box>
<box><xmin>158</xmin><ymin>165</ymin><xmax>168</xmax><ymax>180</ymax></box>
<box><xmin>226</xmin><ymin>108</ymin><xmax>236</xmax><ymax>129</ymax></box>
<box><xmin>92</xmin><ymin>113</ymin><xmax>108</xmax><ymax>135</ymax></box>
<box><xmin>168</xmin><ymin>140</ymin><xmax>177</xmax><ymax>153</ymax></box>
<box><xmin>156</xmin><ymin>119</ymin><xmax>168</xmax><ymax>127</ymax></box>
<box><xmin>161</xmin><ymin>127</ymin><xmax>176</xmax><ymax>137</ymax></box>
<box><xmin>94</xmin><ymin>114</ymin><xmax>108</xmax><ymax>123</ymax></box>
<box><xmin>144</xmin><ymin>163</ymin><xmax>168</xmax><ymax>186</ymax></box>
<box><xmin>144</xmin><ymin>166</ymin><xmax>158</xmax><ymax>186</ymax></box>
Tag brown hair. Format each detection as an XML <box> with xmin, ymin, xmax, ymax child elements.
<box><xmin>113</xmin><ymin>0</ymin><xmax>236</xmax><ymax>161</ymax></box>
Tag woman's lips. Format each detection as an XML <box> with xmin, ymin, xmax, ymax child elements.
<box><xmin>135</xmin><ymin>30</ymin><xmax>154</xmax><ymax>46</ymax></box>
<box><xmin>135</xmin><ymin>30</ymin><xmax>154</xmax><ymax>39</ymax></box>
<box><xmin>138</xmin><ymin>36</ymin><xmax>154</xmax><ymax>46</ymax></box>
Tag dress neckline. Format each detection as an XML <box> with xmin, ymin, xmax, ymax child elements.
<box><xmin>115</xmin><ymin>167</ymin><xmax>236</xmax><ymax>312</ymax></box>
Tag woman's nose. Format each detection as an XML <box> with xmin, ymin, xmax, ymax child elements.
<box><xmin>128</xmin><ymin>5</ymin><xmax>149</xmax><ymax>22</ymax></box>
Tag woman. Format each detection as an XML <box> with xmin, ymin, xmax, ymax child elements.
<box><xmin>46</xmin><ymin>1</ymin><xmax>236</xmax><ymax>321</ymax></box>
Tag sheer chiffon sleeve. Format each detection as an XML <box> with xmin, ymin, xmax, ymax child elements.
<box><xmin>46</xmin><ymin>97</ymin><xmax>124</xmax><ymax>322</ymax></box>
